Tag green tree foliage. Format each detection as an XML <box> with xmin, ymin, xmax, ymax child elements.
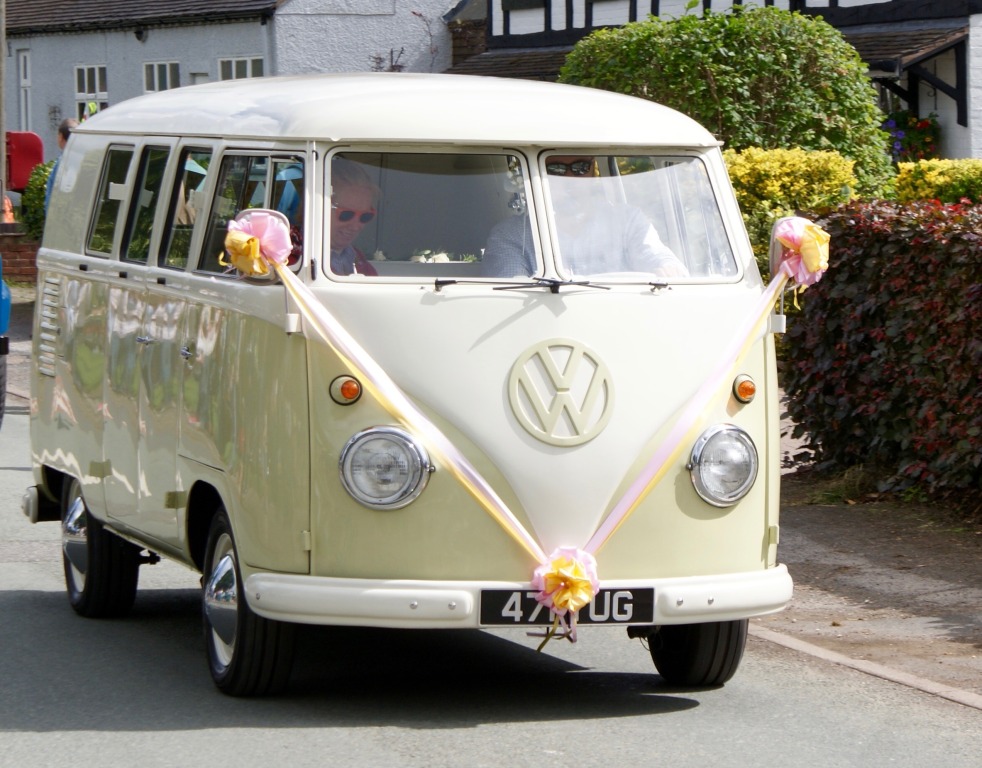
<box><xmin>724</xmin><ymin>147</ymin><xmax>855</xmax><ymax>274</ymax></box>
<box><xmin>559</xmin><ymin>7</ymin><xmax>893</xmax><ymax>196</ymax></box>
<box><xmin>21</xmin><ymin>161</ymin><xmax>53</xmax><ymax>241</ymax></box>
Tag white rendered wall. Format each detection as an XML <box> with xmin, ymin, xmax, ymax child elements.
<box><xmin>273</xmin><ymin>0</ymin><xmax>453</xmax><ymax>75</ymax></box>
<box><xmin>494</xmin><ymin>0</ymin><xmax>794</xmax><ymax>36</ymax></box>
<box><xmin>970</xmin><ymin>14</ymin><xmax>982</xmax><ymax>157</ymax></box>
<box><xmin>6</xmin><ymin>21</ymin><xmax>271</xmax><ymax>162</ymax></box>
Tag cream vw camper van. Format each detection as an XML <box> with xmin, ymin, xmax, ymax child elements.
<box><xmin>24</xmin><ymin>74</ymin><xmax>796</xmax><ymax>695</ymax></box>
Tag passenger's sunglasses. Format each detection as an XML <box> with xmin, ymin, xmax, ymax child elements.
<box><xmin>546</xmin><ymin>160</ymin><xmax>594</xmax><ymax>177</ymax></box>
<box><xmin>332</xmin><ymin>205</ymin><xmax>376</xmax><ymax>223</ymax></box>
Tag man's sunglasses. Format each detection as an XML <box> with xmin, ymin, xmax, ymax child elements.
<box><xmin>546</xmin><ymin>160</ymin><xmax>594</xmax><ymax>177</ymax></box>
<box><xmin>333</xmin><ymin>205</ymin><xmax>376</xmax><ymax>223</ymax></box>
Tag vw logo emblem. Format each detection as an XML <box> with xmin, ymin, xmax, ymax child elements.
<box><xmin>508</xmin><ymin>339</ymin><xmax>613</xmax><ymax>446</ymax></box>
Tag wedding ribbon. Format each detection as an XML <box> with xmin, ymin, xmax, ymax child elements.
<box><xmin>224</xmin><ymin>211</ymin><xmax>828</xmax><ymax>646</ymax></box>
<box><xmin>224</xmin><ymin>211</ymin><xmax>546</xmax><ymax>564</ymax></box>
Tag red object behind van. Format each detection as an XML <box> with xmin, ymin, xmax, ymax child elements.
<box><xmin>6</xmin><ymin>131</ymin><xmax>44</xmax><ymax>192</ymax></box>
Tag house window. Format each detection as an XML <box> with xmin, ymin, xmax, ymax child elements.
<box><xmin>145</xmin><ymin>62</ymin><xmax>181</xmax><ymax>92</ymax></box>
<box><xmin>75</xmin><ymin>65</ymin><xmax>109</xmax><ymax>120</ymax></box>
<box><xmin>218</xmin><ymin>57</ymin><xmax>264</xmax><ymax>80</ymax></box>
<box><xmin>17</xmin><ymin>50</ymin><xmax>31</xmax><ymax>131</ymax></box>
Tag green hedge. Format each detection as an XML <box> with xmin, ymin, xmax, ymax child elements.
<box><xmin>22</xmin><ymin>161</ymin><xmax>53</xmax><ymax>241</ymax></box>
<box><xmin>559</xmin><ymin>7</ymin><xmax>893</xmax><ymax>196</ymax></box>
<box><xmin>895</xmin><ymin>158</ymin><xmax>982</xmax><ymax>203</ymax></box>
<box><xmin>781</xmin><ymin>199</ymin><xmax>981</xmax><ymax>499</ymax></box>
<box><xmin>724</xmin><ymin>147</ymin><xmax>856</xmax><ymax>276</ymax></box>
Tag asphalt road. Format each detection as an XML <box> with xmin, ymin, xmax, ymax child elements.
<box><xmin>1</xmin><ymin>410</ymin><xmax>980</xmax><ymax>767</ymax></box>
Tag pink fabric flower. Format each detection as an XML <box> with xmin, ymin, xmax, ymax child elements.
<box><xmin>774</xmin><ymin>217</ymin><xmax>830</xmax><ymax>287</ymax></box>
<box><xmin>226</xmin><ymin>210</ymin><xmax>293</xmax><ymax>275</ymax></box>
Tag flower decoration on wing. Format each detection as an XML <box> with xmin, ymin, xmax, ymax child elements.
<box><xmin>774</xmin><ymin>216</ymin><xmax>830</xmax><ymax>289</ymax></box>
<box><xmin>222</xmin><ymin>210</ymin><xmax>293</xmax><ymax>276</ymax></box>
<box><xmin>531</xmin><ymin>547</ymin><xmax>599</xmax><ymax>649</ymax></box>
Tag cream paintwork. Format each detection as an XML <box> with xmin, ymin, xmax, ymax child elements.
<box><xmin>29</xmin><ymin>73</ymin><xmax>791</xmax><ymax>631</ymax></box>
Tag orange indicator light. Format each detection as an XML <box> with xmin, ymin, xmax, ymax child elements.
<box><xmin>733</xmin><ymin>375</ymin><xmax>756</xmax><ymax>403</ymax></box>
<box><xmin>330</xmin><ymin>375</ymin><xmax>362</xmax><ymax>405</ymax></box>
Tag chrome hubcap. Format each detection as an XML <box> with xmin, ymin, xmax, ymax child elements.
<box><xmin>204</xmin><ymin>533</ymin><xmax>238</xmax><ymax>669</ymax></box>
<box><xmin>62</xmin><ymin>492</ymin><xmax>88</xmax><ymax>590</ymax></box>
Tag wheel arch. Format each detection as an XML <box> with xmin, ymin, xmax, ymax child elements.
<box><xmin>187</xmin><ymin>481</ymin><xmax>224</xmax><ymax>572</ymax></box>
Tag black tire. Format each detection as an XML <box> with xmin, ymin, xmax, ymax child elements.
<box><xmin>648</xmin><ymin>619</ymin><xmax>748</xmax><ymax>686</ymax></box>
<box><xmin>61</xmin><ymin>476</ymin><xmax>141</xmax><ymax>618</ymax></box>
<box><xmin>202</xmin><ymin>509</ymin><xmax>295</xmax><ymax>696</ymax></box>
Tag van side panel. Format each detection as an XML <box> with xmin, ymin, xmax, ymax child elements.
<box><xmin>31</xmin><ymin>269</ymin><xmax>112</xmax><ymax>515</ymax></box>
<box><xmin>181</xmin><ymin>289</ymin><xmax>311</xmax><ymax>574</ymax></box>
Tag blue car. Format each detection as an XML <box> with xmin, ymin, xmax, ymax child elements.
<box><xmin>0</xmin><ymin>255</ymin><xmax>10</xmax><ymax>428</ymax></box>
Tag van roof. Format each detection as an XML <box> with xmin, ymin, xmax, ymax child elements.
<box><xmin>75</xmin><ymin>73</ymin><xmax>719</xmax><ymax>149</ymax></box>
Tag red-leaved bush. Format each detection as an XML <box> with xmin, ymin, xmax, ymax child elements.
<box><xmin>782</xmin><ymin>199</ymin><xmax>981</xmax><ymax>499</ymax></box>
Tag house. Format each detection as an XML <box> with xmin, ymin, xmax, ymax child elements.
<box><xmin>3</xmin><ymin>0</ymin><xmax>459</xmax><ymax>162</ymax></box>
<box><xmin>445</xmin><ymin>1</ymin><xmax>981</xmax><ymax>160</ymax></box>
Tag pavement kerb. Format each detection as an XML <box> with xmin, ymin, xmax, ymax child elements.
<box><xmin>750</xmin><ymin>624</ymin><xmax>982</xmax><ymax>711</ymax></box>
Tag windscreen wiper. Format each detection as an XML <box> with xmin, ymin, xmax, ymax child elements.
<box><xmin>494</xmin><ymin>277</ymin><xmax>609</xmax><ymax>293</ymax></box>
<box><xmin>433</xmin><ymin>277</ymin><xmax>609</xmax><ymax>293</ymax></box>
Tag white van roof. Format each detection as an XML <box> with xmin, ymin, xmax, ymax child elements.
<box><xmin>75</xmin><ymin>73</ymin><xmax>719</xmax><ymax>148</ymax></box>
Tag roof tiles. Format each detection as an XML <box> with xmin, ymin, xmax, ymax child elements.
<box><xmin>6</xmin><ymin>0</ymin><xmax>280</xmax><ymax>35</ymax></box>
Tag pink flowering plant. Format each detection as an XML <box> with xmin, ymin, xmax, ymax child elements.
<box><xmin>882</xmin><ymin>111</ymin><xmax>940</xmax><ymax>163</ymax></box>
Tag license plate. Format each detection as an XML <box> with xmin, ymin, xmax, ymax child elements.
<box><xmin>480</xmin><ymin>588</ymin><xmax>654</xmax><ymax>626</ymax></box>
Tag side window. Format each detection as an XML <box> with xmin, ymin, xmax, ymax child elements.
<box><xmin>199</xmin><ymin>155</ymin><xmax>268</xmax><ymax>273</ymax></box>
<box><xmin>272</xmin><ymin>159</ymin><xmax>303</xmax><ymax>267</ymax></box>
<box><xmin>198</xmin><ymin>154</ymin><xmax>304</xmax><ymax>274</ymax></box>
<box><xmin>122</xmin><ymin>145</ymin><xmax>170</xmax><ymax>264</ymax></box>
<box><xmin>87</xmin><ymin>146</ymin><xmax>134</xmax><ymax>256</ymax></box>
<box><xmin>159</xmin><ymin>148</ymin><xmax>212</xmax><ymax>269</ymax></box>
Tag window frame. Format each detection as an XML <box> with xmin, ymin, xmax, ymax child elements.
<box><xmin>86</xmin><ymin>145</ymin><xmax>135</xmax><ymax>258</ymax></box>
<box><xmin>144</xmin><ymin>61</ymin><xmax>181</xmax><ymax>93</ymax></box>
<box><xmin>75</xmin><ymin>64</ymin><xmax>109</xmax><ymax>120</ymax></box>
<box><xmin>218</xmin><ymin>57</ymin><xmax>264</xmax><ymax>80</ymax></box>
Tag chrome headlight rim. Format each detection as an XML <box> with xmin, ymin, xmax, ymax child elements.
<box><xmin>688</xmin><ymin>424</ymin><xmax>759</xmax><ymax>508</ymax></box>
<box><xmin>339</xmin><ymin>426</ymin><xmax>431</xmax><ymax>510</ymax></box>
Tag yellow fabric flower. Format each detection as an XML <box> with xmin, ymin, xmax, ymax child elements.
<box><xmin>536</xmin><ymin>552</ymin><xmax>597</xmax><ymax>614</ymax></box>
<box><xmin>221</xmin><ymin>230</ymin><xmax>269</xmax><ymax>276</ymax></box>
<box><xmin>799</xmin><ymin>222</ymin><xmax>830</xmax><ymax>275</ymax></box>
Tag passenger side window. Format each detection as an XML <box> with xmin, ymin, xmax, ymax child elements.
<box><xmin>160</xmin><ymin>148</ymin><xmax>212</xmax><ymax>270</ymax></box>
<box><xmin>122</xmin><ymin>146</ymin><xmax>170</xmax><ymax>264</ymax></box>
<box><xmin>87</xmin><ymin>146</ymin><xmax>134</xmax><ymax>256</ymax></box>
<box><xmin>198</xmin><ymin>154</ymin><xmax>305</xmax><ymax>274</ymax></box>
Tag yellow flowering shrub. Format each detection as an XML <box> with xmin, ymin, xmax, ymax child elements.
<box><xmin>723</xmin><ymin>147</ymin><xmax>856</xmax><ymax>275</ymax></box>
<box><xmin>895</xmin><ymin>159</ymin><xmax>982</xmax><ymax>203</ymax></box>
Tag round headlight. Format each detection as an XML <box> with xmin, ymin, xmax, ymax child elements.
<box><xmin>688</xmin><ymin>425</ymin><xmax>758</xmax><ymax>507</ymax></box>
<box><xmin>339</xmin><ymin>427</ymin><xmax>431</xmax><ymax>509</ymax></box>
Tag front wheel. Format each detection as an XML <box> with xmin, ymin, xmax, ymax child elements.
<box><xmin>648</xmin><ymin>619</ymin><xmax>748</xmax><ymax>686</ymax></box>
<box><xmin>202</xmin><ymin>510</ymin><xmax>296</xmax><ymax>696</ymax></box>
<box><xmin>61</xmin><ymin>476</ymin><xmax>141</xmax><ymax>618</ymax></box>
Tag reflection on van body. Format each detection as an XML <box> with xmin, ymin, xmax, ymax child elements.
<box><xmin>26</xmin><ymin>74</ymin><xmax>793</xmax><ymax>696</ymax></box>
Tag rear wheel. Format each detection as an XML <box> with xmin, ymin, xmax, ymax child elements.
<box><xmin>203</xmin><ymin>509</ymin><xmax>296</xmax><ymax>696</ymax></box>
<box><xmin>648</xmin><ymin>620</ymin><xmax>748</xmax><ymax>686</ymax></box>
<box><xmin>61</xmin><ymin>476</ymin><xmax>141</xmax><ymax>618</ymax></box>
